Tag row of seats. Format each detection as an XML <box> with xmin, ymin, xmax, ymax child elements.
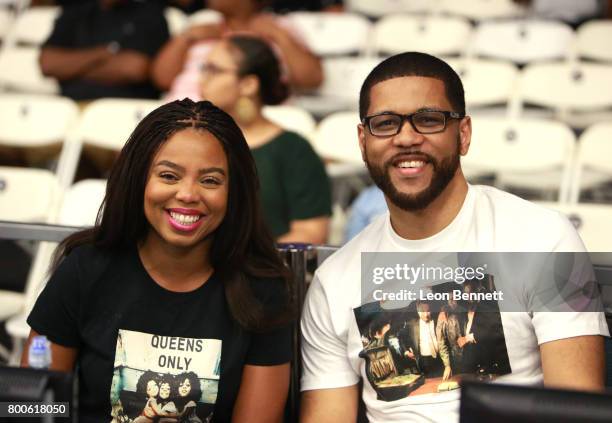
<box><xmin>345</xmin><ymin>0</ymin><xmax>526</xmax><ymax>20</ymax></box>
<box><xmin>0</xmin><ymin>174</ymin><xmax>105</xmax><ymax>363</ymax></box>
<box><xmin>298</xmin><ymin>56</ymin><xmax>612</xmax><ymax>124</ymax></box>
<box><xmin>1</xmin><ymin>93</ymin><xmax>611</xmax><ymax>204</ymax></box>
<box><xmin>1</xmin><ymin>49</ymin><xmax>612</xmax><ymax>127</ymax></box>
<box><xmin>1</xmin><ymin>6</ymin><xmax>611</xmax><ymax>61</ymax></box>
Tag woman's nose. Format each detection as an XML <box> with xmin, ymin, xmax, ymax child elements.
<box><xmin>175</xmin><ymin>180</ymin><xmax>199</xmax><ymax>203</ymax></box>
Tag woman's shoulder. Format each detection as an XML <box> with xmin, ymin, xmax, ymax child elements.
<box><xmin>268</xmin><ymin>130</ymin><xmax>320</xmax><ymax>157</ymax></box>
<box><xmin>65</xmin><ymin>243</ymin><xmax>114</xmax><ymax>260</ymax></box>
<box><xmin>61</xmin><ymin>243</ymin><xmax>133</xmax><ymax>275</ymax></box>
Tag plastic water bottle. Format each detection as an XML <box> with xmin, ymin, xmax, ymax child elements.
<box><xmin>28</xmin><ymin>335</ymin><xmax>52</xmax><ymax>369</ymax></box>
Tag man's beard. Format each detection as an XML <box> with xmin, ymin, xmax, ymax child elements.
<box><xmin>365</xmin><ymin>139</ymin><xmax>460</xmax><ymax>211</ymax></box>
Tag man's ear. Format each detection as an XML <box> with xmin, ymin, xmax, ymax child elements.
<box><xmin>358</xmin><ymin>123</ymin><xmax>367</xmax><ymax>162</ymax></box>
<box><xmin>459</xmin><ymin>116</ymin><xmax>472</xmax><ymax>156</ymax></box>
<box><xmin>239</xmin><ymin>74</ymin><xmax>259</xmax><ymax>98</ymax></box>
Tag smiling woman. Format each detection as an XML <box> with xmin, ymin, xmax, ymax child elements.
<box><xmin>141</xmin><ymin>128</ymin><xmax>229</xmax><ymax>280</ymax></box>
<box><xmin>22</xmin><ymin>99</ymin><xmax>294</xmax><ymax>423</ymax></box>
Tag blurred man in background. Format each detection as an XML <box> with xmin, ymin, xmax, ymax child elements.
<box><xmin>39</xmin><ymin>0</ymin><xmax>169</xmax><ymax>101</ymax></box>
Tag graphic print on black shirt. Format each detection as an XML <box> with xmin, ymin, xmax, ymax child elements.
<box><xmin>110</xmin><ymin>329</ymin><xmax>221</xmax><ymax>423</ymax></box>
<box><xmin>353</xmin><ymin>275</ymin><xmax>511</xmax><ymax>402</ymax></box>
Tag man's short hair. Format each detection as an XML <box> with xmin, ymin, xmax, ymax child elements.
<box><xmin>359</xmin><ymin>52</ymin><xmax>466</xmax><ymax>120</ymax></box>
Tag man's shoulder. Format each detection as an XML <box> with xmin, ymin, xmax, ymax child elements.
<box><xmin>471</xmin><ymin>185</ymin><xmax>581</xmax><ymax>250</ymax></box>
<box><xmin>473</xmin><ymin>185</ymin><xmax>571</xmax><ymax>229</ymax></box>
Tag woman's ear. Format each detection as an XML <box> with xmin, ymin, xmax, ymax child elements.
<box><xmin>239</xmin><ymin>74</ymin><xmax>260</xmax><ymax>98</ymax></box>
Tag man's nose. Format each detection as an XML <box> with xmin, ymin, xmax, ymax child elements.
<box><xmin>392</xmin><ymin>118</ymin><xmax>426</xmax><ymax>148</ymax></box>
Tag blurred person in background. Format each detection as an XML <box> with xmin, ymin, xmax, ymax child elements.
<box><xmin>269</xmin><ymin>0</ymin><xmax>343</xmax><ymax>13</ymax></box>
<box><xmin>512</xmin><ymin>0</ymin><xmax>608</xmax><ymax>27</ymax></box>
<box><xmin>32</xmin><ymin>0</ymin><xmax>204</xmax><ymax>10</ymax></box>
<box><xmin>200</xmin><ymin>34</ymin><xmax>331</xmax><ymax>244</ymax></box>
<box><xmin>344</xmin><ymin>185</ymin><xmax>387</xmax><ymax>243</ymax></box>
<box><xmin>39</xmin><ymin>0</ymin><xmax>169</xmax><ymax>100</ymax></box>
<box><xmin>153</xmin><ymin>0</ymin><xmax>323</xmax><ymax>101</ymax></box>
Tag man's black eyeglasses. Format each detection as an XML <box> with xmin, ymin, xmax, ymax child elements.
<box><xmin>362</xmin><ymin>110</ymin><xmax>465</xmax><ymax>137</ymax></box>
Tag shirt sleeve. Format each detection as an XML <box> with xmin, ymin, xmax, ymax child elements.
<box><xmin>43</xmin><ymin>7</ymin><xmax>79</xmax><ymax>48</ymax></box>
<box><xmin>26</xmin><ymin>247</ymin><xmax>82</xmax><ymax>348</ymax></box>
<box><xmin>281</xmin><ymin>133</ymin><xmax>332</xmax><ymax>221</ymax></box>
<box><xmin>531</xmin><ymin>216</ymin><xmax>610</xmax><ymax>344</ymax></box>
<box><xmin>300</xmin><ymin>274</ymin><xmax>360</xmax><ymax>391</ymax></box>
<box><xmin>245</xmin><ymin>324</ymin><xmax>292</xmax><ymax>366</ymax></box>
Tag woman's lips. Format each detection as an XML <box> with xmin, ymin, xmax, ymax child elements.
<box><xmin>166</xmin><ymin>210</ymin><xmax>205</xmax><ymax>232</ymax></box>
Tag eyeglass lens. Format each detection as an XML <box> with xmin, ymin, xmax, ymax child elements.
<box><xmin>369</xmin><ymin>111</ymin><xmax>447</xmax><ymax>135</ymax></box>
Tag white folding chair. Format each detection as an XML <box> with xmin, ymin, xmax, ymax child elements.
<box><xmin>576</xmin><ymin>20</ymin><xmax>612</xmax><ymax>63</ymax></box>
<box><xmin>312</xmin><ymin>111</ymin><xmax>366</xmax><ymax>177</ymax></box>
<box><xmin>0</xmin><ymin>46</ymin><xmax>59</xmax><ymax>94</ymax></box>
<box><xmin>294</xmin><ymin>56</ymin><xmax>383</xmax><ymax>117</ymax></box>
<box><xmin>4</xmin><ymin>5</ymin><xmax>59</xmax><ymax>46</ymax></box>
<box><xmin>470</xmin><ymin>19</ymin><xmax>574</xmax><ymax>65</ymax></box>
<box><xmin>569</xmin><ymin>122</ymin><xmax>612</xmax><ymax>203</ymax></box>
<box><xmin>164</xmin><ymin>6</ymin><xmax>187</xmax><ymax>36</ymax></box>
<box><xmin>446</xmin><ymin>58</ymin><xmax>519</xmax><ymax>112</ymax></box>
<box><xmin>61</xmin><ymin>98</ymin><xmax>162</xmax><ymax>187</ymax></box>
<box><xmin>0</xmin><ymin>94</ymin><xmax>79</xmax><ymax>183</ymax></box>
<box><xmin>518</xmin><ymin>62</ymin><xmax>612</xmax><ymax>129</ymax></box>
<box><xmin>56</xmin><ymin>179</ymin><xmax>106</xmax><ymax>225</ymax></box>
<box><xmin>262</xmin><ymin>104</ymin><xmax>316</xmax><ymax>141</ymax></box>
<box><xmin>372</xmin><ymin>15</ymin><xmax>472</xmax><ymax>57</ymax></box>
<box><xmin>463</xmin><ymin>116</ymin><xmax>576</xmax><ymax>202</ymax></box>
<box><xmin>535</xmin><ymin>202</ymin><xmax>612</xmax><ymax>252</ymax></box>
<box><xmin>439</xmin><ymin>0</ymin><xmax>526</xmax><ymax>21</ymax></box>
<box><xmin>0</xmin><ymin>166</ymin><xmax>62</xmax><ymax>361</ymax></box>
<box><xmin>186</xmin><ymin>8</ymin><xmax>223</xmax><ymax>27</ymax></box>
<box><xmin>0</xmin><ymin>166</ymin><xmax>62</xmax><ymax>223</ymax></box>
<box><xmin>0</xmin><ymin>8</ymin><xmax>14</xmax><ymax>41</ymax></box>
<box><xmin>0</xmin><ymin>94</ymin><xmax>79</xmax><ymax>150</ymax></box>
<box><xmin>345</xmin><ymin>0</ymin><xmax>433</xmax><ymax>18</ymax></box>
<box><xmin>287</xmin><ymin>12</ymin><xmax>371</xmax><ymax>57</ymax></box>
<box><xmin>445</xmin><ymin>58</ymin><xmax>519</xmax><ymax>180</ymax></box>
<box><xmin>312</xmin><ymin>112</ymin><xmax>368</xmax><ymax>238</ymax></box>
<box><xmin>5</xmin><ymin>178</ymin><xmax>107</xmax><ymax>364</ymax></box>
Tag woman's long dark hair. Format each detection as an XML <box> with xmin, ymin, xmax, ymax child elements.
<box><xmin>175</xmin><ymin>371</ymin><xmax>202</xmax><ymax>411</ymax></box>
<box><xmin>53</xmin><ymin>99</ymin><xmax>294</xmax><ymax>331</ymax></box>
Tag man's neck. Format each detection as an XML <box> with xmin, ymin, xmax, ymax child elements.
<box><xmin>387</xmin><ymin>173</ymin><xmax>469</xmax><ymax>240</ymax></box>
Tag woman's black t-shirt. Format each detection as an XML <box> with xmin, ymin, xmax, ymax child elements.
<box><xmin>27</xmin><ymin>244</ymin><xmax>292</xmax><ymax>423</ymax></box>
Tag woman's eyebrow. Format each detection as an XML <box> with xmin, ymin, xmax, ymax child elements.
<box><xmin>154</xmin><ymin>160</ymin><xmax>183</xmax><ymax>171</ymax></box>
<box><xmin>154</xmin><ymin>160</ymin><xmax>226</xmax><ymax>176</ymax></box>
<box><xmin>199</xmin><ymin>167</ymin><xmax>226</xmax><ymax>176</ymax></box>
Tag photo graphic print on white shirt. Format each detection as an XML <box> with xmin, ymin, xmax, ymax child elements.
<box><xmin>354</xmin><ymin>275</ymin><xmax>511</xmax><ymax>401</ymax></box>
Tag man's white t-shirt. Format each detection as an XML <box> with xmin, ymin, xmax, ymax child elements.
<box><xmin>301</xmin><ymin>184</ymin><xmax>609</xmax><ymax>423</ymax></box>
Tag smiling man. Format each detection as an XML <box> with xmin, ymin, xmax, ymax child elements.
<box><xmin>299</xmin><ymin>52</ymin><xmax>609</xmax><ymax>423</ymax></box>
